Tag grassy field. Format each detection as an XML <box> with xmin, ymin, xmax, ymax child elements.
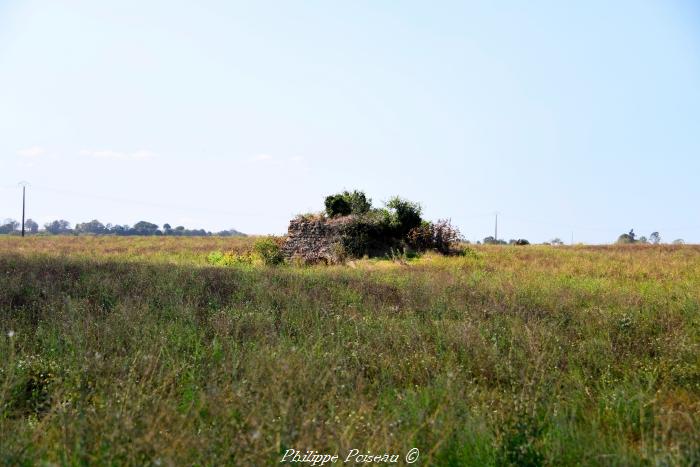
<box><xmin>1</xmin><ymin>236</ymin><xmax>699</xmax><ymax>465</ymax></box>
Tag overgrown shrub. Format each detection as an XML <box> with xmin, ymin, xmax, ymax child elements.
<box><xmin>324</xmin><ymin>195</ymin><xmax>352</xmax><ymax>218</ymax></box>
<box><xmin>253</xmin><ymin>237</ymin><xmax>285</xmax><ymax>266</ymax></box>
<box><xmin>340</xmin><ymin>211</ymin><xmax>395</xmax><ymax>258</ymax></box>
<box><xmin>407</xmin><ymin>219</ymin><xmax>461</xmax><ymax>254</ymax></box>
<box><xmin>386</xmin><ymin>196</ymin><xmax>422</xmax><ymax>237</ymax></box>
<box><xmin>431</xmin><ymin>219</ymin><xmax>462</xmax><ymax>253</ymax></box>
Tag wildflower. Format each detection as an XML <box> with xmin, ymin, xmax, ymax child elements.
<box><xmin>7</xmin><ymin>330</ymin><xmax>15</xmax><ymax>338</ymax></box>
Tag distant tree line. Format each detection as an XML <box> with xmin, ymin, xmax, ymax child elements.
<box><xmin>0</xmin><ymin>218</ymin><xmax>245</xmax><ymax>237</ymax></box>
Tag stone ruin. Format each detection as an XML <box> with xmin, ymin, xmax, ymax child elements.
<box><xmin>281</xmin><ymin>215</ymin><xmax>354</xmax><ymax>264</ymax></box>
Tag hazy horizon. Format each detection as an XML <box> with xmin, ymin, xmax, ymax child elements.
<box><xmin>2</xmin><ymin>1</ymin><xmax>700</xmax><ymax>243</ymax></box>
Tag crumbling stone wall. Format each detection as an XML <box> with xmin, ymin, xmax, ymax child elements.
<box><xmin>282</xmin><ymin>216</ymin><xmax>353</xmax><ymax>263</ymax></box>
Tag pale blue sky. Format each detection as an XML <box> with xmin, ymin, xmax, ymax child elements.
<box><xmin>1</xmin><ymin>1</ymin><xmax>699</xmax><ymax>242</ymax></box>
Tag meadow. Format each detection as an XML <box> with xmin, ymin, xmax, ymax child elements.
<box><xmin>0</xmin><ymin>236</ymin><xmax>699</xmax><ymax>465</ymax></box>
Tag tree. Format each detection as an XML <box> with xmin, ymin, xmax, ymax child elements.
<box><xmin>24</xmin><ymin>219</ymin><xmax>39</xmax><ymax>234</ymax></box>
<box><xmin>75</xmin><ymin>219</ymin><xmax>106</xmax><ymax>234</ymax></box>
<box><xmin>324</xmin><ymin>190</ymin><xmax>372</xmax><ymax>218</ymax></box>
<box><xmin>550</xmin><ymin>238</ymin><xmax>564</xmax><ymax>246</ymax></box>
<box><xmin>0</xmin><ymin>219</ymin><xmax>19</xmax><ymax>234</ymax></box>
<box><xmin>131</xmin><ymin>221</ymin><xmax>159</xmax><ymax>235</ymax></box>
<box><xmin>324</xmin><ymin>195</ymin><xmax>351</xmax><ymax>217</ymax></box>
<box><xmin>649</xmin><ymin>232</ymin><xmax>661</xmax><ymax>245</ymax></box>
<box><xmin>344</xmin><ymin>190</ymin><xmax>372</xmax><ymax>215</ymax></box>
<box><xmin>111</xmin><ymin>225</ymin><xmax>128</xmax><ymax>235</ymax></box>
<box><xmin>638</xmin><ymin>236</ymin><xmax>648</xmax><ymax>244</ymax></box>
<box><xmin>672</xmin><ymin>239</ymin><xmax>685</xmax><ymax>245</ymax></box>
<box><xmin>44</xmin><ymin>219</ymin><xmax>71</xmax><ymax>234</ymax></box>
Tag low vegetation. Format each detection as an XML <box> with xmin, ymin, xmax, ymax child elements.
<box><xmin>1</xmin><ymin>236</ymin><xmax>699</xmax><ymax>465</ymax></box>
<box><xmin>208</xmin><ymin>237</ymin><xmax>285</xmax><ymax>267</ymax></box>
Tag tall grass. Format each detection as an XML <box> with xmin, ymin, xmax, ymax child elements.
<box><xmin>0</xmin><ymin>238</ymin><xmax>698</xmax><ymax>465</ymax></box>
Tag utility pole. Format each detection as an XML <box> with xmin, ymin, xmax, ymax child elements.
<box><xmin>571</xmin><ymin>231</ymin><xmax>574</xmax><ymax>246</ymax></box>
<box><xmin>18</xmin><ymin>181</ymin><xmax>28</xmax><ymax>237</ymax></box>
